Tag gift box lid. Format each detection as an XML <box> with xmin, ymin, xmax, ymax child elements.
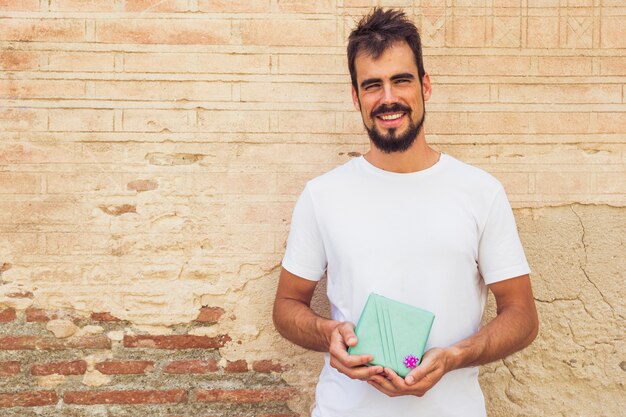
<box><xmin>348</xmin><ymin>293</ymin><xmax>435</xmax><ymax>377</ymax></box>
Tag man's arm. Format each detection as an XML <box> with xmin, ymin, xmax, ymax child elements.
<box><xmin>446</xmin><ymin>273</ymin><xmax>538</xmax><ymax>369</ymax></box>
<box><xmin>368</xmin><ymin>274</ymin><xmax>538</xmax><ymax>397</ymax></box>
<box><xmin>273</xmin><ymin>267</ymin><xmax>384</xmax><ymax>379</ymax></box>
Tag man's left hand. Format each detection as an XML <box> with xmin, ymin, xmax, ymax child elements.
<box><xmin>367</xmin><ymin>348</ymin><xmax>453</xmax><ymax>397</ymax></box>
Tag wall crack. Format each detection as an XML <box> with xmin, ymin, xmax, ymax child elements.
<box><xmin>569</xmin><ymin>205</ymin><xmax>617</xmax><ymax>321</ymax></box>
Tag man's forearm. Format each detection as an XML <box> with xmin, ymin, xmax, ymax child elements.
<box><xmin>446</xmin><ymin>303</ymin><xmax>538</xmax><ymax>372</ymax></box>
<box><xmin>273</xmin><ymin>297</ymin><xmax>339</xmax><ymax>352</ymax></box>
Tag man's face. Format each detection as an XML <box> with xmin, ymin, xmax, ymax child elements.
<box><xmin>351</xmin><ymin>41</ymin><xmax>431</xmax><ymax>153</ymax></box>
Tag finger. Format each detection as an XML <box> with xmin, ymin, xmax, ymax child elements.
<box><xmin>329</xmin><ymin>342</ymin><xmax>374</xmax><ymax>368</ymax></box>
<box><xmin>406</xmin><ymin>351</ymin><xmax>443</xmax><ymax>385</ymax></box>
<box><xmin>337</xmin><ymin>323</ymin><xmax>358</xmax><ymax>347</ymax></box>
<box><xmin>384</xmin><ymin>367</ymin><xmax>409</xmax><ymax>391</ymax></box>
<box><xmin>331</xmin><ymin>360</ymin><xmax>382</xmax><ymax>380</ymax></box>
<box><xmin>406</xmin><ymin>364</ymin><xmax>430</xmax><ymax>385</ymax></box>
<box><xmin>329</xmin><ymin>338</ymin><xmax>374</xmax><ymax>368</ymax></box>
<box><xmin>368</xmin><ymin>377</ymin><xmax>399</xmax><ymax>397</ymax></box>
<box><xmin>405</xmin><ymin>362</ymin><xmax>431</xmax><ymax>385</ymax></box>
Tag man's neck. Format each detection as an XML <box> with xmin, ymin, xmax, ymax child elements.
<box><xmin>363</xmin><ymin>135</ymin><xmax>440</xmax><ymax>174</ymax></box>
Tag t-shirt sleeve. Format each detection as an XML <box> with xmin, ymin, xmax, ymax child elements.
<box><xmin>282</xmin><ymin>185</ymin><xmax>327</xmax><ymax>281</ymax></box>
<box><xmin>477</xmin><ymin>186</ymin><xmax>531</xmax><ymax>285</ymax></box>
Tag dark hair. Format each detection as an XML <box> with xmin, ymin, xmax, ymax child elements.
<box><xmin>347</xmin><ymin>8</ymin><xmax>425</xmax><ymax>92</ymax></box>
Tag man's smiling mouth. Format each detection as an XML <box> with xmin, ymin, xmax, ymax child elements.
<box><xmin>379</xmin><ymin>113</ymin><xmax>404</xmax><ymax>121</ymax></box>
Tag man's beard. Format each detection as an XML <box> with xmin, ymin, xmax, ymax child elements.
<box><xmin>365</xmin><ymin>103</ymin><xmax>426</xmax><ymax>154</ymax></box>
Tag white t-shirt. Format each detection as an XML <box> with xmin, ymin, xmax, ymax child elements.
<box><xmin>282</xmin><ymin>153</ymin><xmax>530</xmax><ymax>417</ymax></box>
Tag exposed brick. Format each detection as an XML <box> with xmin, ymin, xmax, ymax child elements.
<box><xmin>198</xmin><ymin>0</ymin><xmax>271</xmax><ymax>12</ymax></box>
<box><xmin>277</xmin><ymin>0</ymin><xmax>335</xmax><ymax>13</ymax></box>
<box><xmin>49</xmin><ymin>109</ymin><xmax>114</xmax><ymax>132</ymax></box>
<box><xmin>0</xmin><ymin>263</ymin><xmax>11</xmax><ymax>273</ymax></box>
<box><xmin>0</xmin><ymin>391</ymin><xmax>57</xmax><ymax>408</ymax></box>
<box><xmin>0</xmin><ymin>308</ymin><xmax>16</xmax><ymax>323</ymax></box>
<box><xmin>50</xmin><ymin>0</ymin><xmax>118</xmax><ymax>11</ymax></box>
<box><xmin>96</xmin><ymin>20</ymin><xmax>231</xmax><ymax>44</ymax></box>
<box><xmin>95</xmin><ymin>360</ymin><xmax>154</xmax><ymax>375</ymax></box>
<box><xmin>596</xmin><ymin>113</ymin><xmax>626</xmax><ymax>134</ymax></box>
<box><xmin>0</xmin><ymin>108</ymin><xmax>47</xmax><ymax>132</ymax></box>
<box><xmin>122</xmin><ymin>109</ymin><xmax>193</xmax><ymax>133</ymax></box>
<box><xmin>91</xmin><ymin>81</ymin><xmax>231</xmax><ymax>101</ymax></box>
<box><xmin>47</xmin><ymin>51</ymin><xmax>115</xmax><ymax>72</ymax></box>
<box><xmin>123</xmin><ymin>52</ymin><xmax>270</xmax><ymax>74</ymax></box>
<box><xmin>0</xmin><ymin>172</ymin><xmax>40</xmax><ymax>194</ymax></box>
<box><xmin>194</xmin><ymin>388</ymin><xmax>295</xmax><ymax>403</ymax></box>
<box><xmin>196</xmin><ymin>306</ymin><xmax>224</xmax><ymax>323</ymax></box>
<box><xmin>536</xmin><ymin>56</ymin><xmax>592</xmax><ymax>76</ymax></box>
<box><xmin>7</xmin><ymin>291</ymin><xmax>34</xmax><ymax>298</ymax></box>
<box><xmin>90</xmin><ymin>312</ymin><xmax>122</xmax><ymax>322</ymax></box>
<box><xmin>498</xmin><ymin>85</ymin><xmax>621</xmax><ymax>104</ymax></box>
<box><xmin>258</xmin><ymin>414</ymin><xmax>299</xmax><ymax>417</ymax></box>
<box><xmin>599</xmin><ymin>57</ymin><xmax>626</xmax><ymax>76</ymax></box>
<box><xmin>240</xmin><ymin>19</ymin><xmax>336</xmax><ymax>46</ymax></box>
<box><xmin>127</xmin><ymin>179</ymin><xmax>158</xmax><ymax>192</ymax></box>
<box><xmin>164</xmin><ymin>359</ymin><xmax>218</xmax><ymax>374</ymax></box>
<box><xmin>123</xmin><ymin>334</ymin><xmax>231</xmax><ymax>349</ymax></box>
<box><xmin>0</xmin><ymin>79</ymin><xmax>86</xmax><ymax>99</ymax></box>
<box><xmin>601</xmin><ymin>17</ymin><xmax>626</xmax><ymax>48</ymax></box>
<box><xmin>450</xmin><ymin>16</ymin><xmax>487</xmax><ymax>47</ymax></box>
<box><xmin>0</xmin><ymin>50</ymin><xmax>37</xmax><ymax>71</ymax></box>
<box><xmin>0</xmin><ymin>335</ymin><xmax>111</xmax><ymax>350</ymax></box>
<box><xmin>0</xmin><ymin>361</ymin><xmax>20</xmax><ymax>377</ymax></box>
<box><xmin>535</xmin><ymin>172</ymin><xmax>591</xmax><ymax>194</ymax></box>
<box><xmin>46</xmin><ymin>172</ymin><xmax>121</xmax><ymax>194</ymax></box>
<box><xmin>0</xmin><ymin>0</ymin><xmax>40</xmax><ymax>11</ymax></box>
<box><xmin>240</xmin><ymin>82</ymin><xmax>348</xmax><ymax>103</ymax></box>
<box><xmin>0</xmin><ymin>19</ymin><xmax>85</xmax><ymax>42</ymax></box>
<box><xmin>31</xmin><ymin>360</ymin><xmax>87</xmax><ymax>376</ymax></box>
<box><xmin>224</xmin><ymin>359</ymin><xmax>248</xmax><ymax>373</ymax></box>
<box><xmin>0</xmin><ymin>235</ymin><xmax>37</xmax><ymax>255</ymax></box>
<box><xmin>257</xmin><ymin>414</ymin><xmax>299</xmax><ymax>417</ymax></box>
<box><xmin>98</xmin><ymin>204</ymin><xmax>137</xmax><ymax>216</ymax></box>
<box><xmin>124</xmin><ymin>0</ymin><xmax>189</xmax><ymax>12</ymax></box>
<box><xmin>168</xmin><ymin>414</ymin><xmax>297</xmax><ymax>417</ymax></box>
<box><xmin>252</xmin><ymin>360</ymin><xmax>288</xmax><ymax>373</ymax></box>
<box><xmin>64</xmin><ymin>389</ymin><xmax>187</xmax><ymax>405</ymax></box>
<box><xmin>197</xmin><ymin>110</ymin><xmax>271</xmax><ymax>133</ymax></box>
<box><xmin>526</xmin><ymin>16</ymin><xmax>559</xmax><ymax>48</ymax></box>
<box><xmin>465</xmin><ymin>56</ymin><xmax>531</xmax><ymax>76</ymax></box>
<box><xmin>0</xmin><ymin>143</ymin><xmax>77</xmax><ymax>165</ymax></box>
<box><xmin>429</xmin><ymin>84</ymin><xmax>490</xmax><ymax>104</ymax></box>
<box><xmin>596</xmin><ymin>173</ymin><xmax>626</xmax><ymax>194</ymax></box>
<box><xmin>25</xmin><ymin>308</ymin><xmax>82</xmax><ymax>323</ymax></box>
<box><xmin>278</xmin><ymin>54</ymin><xmax>345</xmax><ymax>75</ymax></box>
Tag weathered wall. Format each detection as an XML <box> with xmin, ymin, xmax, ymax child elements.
<box><xmin>0</xmin><ymin>1</ymin><xmax>624</xmax><ymax>416</ymax></box>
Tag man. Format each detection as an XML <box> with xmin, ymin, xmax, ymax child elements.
<box><xmin>273</xmin><ymin>8</ymin><xmax>538</xmax><ymax>417</ymax></box>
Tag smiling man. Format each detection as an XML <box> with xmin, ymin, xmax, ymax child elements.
<box><xmin>273</xmin><ymin>8</ymin><xmax>538</xmax><ymax>417</ymax></box>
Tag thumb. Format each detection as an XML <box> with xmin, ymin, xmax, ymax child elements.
<box><xmin>338</xmin><ymin>322</ymin><xmax>357</xmax><ymax>346</ymax></box>
<box><xmin>405</xmin><ymin>364</ymin><xmax>427</xmax><ymax>385</ymax></box>
<box><xmin>405</xmin><ymin>355</ymin><xmax>433</xmax><ymax>385</ymax></box>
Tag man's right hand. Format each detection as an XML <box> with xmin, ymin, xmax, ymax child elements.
<box><xmin>273</xmin><ymin>268</ymin><xmax>382</xmax><ymax>380</ymax></box>
<box><xmin>328</xmin><ymin>321</ymin><xmax>384</xmax><ymax>380</ymax></box>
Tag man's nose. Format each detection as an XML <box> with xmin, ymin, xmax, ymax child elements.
<box><xmin>381</xmin><ymin>83</ymin><xmax>398</xmax><ymax>104</ymax></box>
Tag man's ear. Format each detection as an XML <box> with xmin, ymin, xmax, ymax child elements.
<box><xmin>421</xmin><ymin>73</ymin><xmax>432</xmax><ymax>102</ymax></box>
<box><xmin>351</xmin><ymin>86</ymin><xmax>361</xmax><ymax>111</ymax></box>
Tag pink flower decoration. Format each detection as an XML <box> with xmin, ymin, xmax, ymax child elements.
<box><xmin>403</xmin><ymin>354</ymin><xmax>419</xmax><ymax>369</ymax></box>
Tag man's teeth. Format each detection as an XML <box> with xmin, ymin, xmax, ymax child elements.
<box><xmin>379</xmin><ymin>113</ymin><xmax>403</xmax><ymax>121</ymax></box>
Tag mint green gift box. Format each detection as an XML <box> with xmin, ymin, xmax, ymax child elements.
<box><xmin>348</xmin><ymin>293</ymin><xmax>435</xmax><ymax>377</ymax></box>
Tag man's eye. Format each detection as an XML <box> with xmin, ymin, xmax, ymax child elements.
<box><xmin>395</xmin><ymin>79</ymin><xmax>410</xmax><ymax>84</ymax></box>
<box><xmin>364</xmin><ymin>83</ymin><xmax>380</xmax><ymax>91</ymax></box>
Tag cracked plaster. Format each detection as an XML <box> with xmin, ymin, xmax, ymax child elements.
<box><xmin>0</xmin><ymin>204</ymin><xmax>623</xmax><ymax>416</ymax></box>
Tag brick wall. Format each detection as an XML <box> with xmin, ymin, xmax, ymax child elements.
<box><xmin>0</xmin><ymin>1</ymin><xmax>624</xmax><ymax>416</ymax></box>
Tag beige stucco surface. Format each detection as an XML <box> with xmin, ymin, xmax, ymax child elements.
<box><xmin>0</xmin><ymin>1</ymin><xmax>624</xmax><ymax>416</ymax></box>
